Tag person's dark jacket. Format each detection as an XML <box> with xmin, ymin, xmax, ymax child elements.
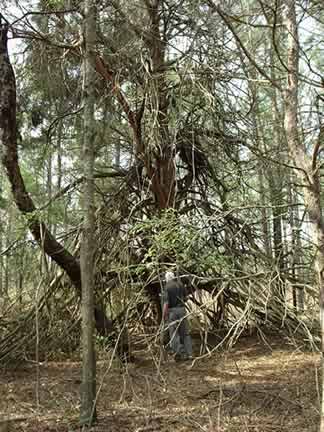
<box><xmin>165</xmin><ymin>279</ymin><xmax>187</xmax><ymax>309</ymax></box>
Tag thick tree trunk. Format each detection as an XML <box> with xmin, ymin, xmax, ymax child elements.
<box><xmin>283</xmin><ymin>2</ymin><xmax>324</xmax><ymax>430</ymax></box>
<box><xmin>79</xmin><ymin>0</ymin><xmax>97</xmax><ymax>425</ymax></box>
<box><xmin>146</xmin><ymin>0</ymin><xmax>175</xmax><ymax>210</ymax></box>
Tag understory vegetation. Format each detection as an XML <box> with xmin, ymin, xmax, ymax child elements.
<box><xmin>0</xmin><ymin>0</ymin><xmax>323</xmax><ymax>430</ymax></box>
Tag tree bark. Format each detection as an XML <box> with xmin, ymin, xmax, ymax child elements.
<box><xmin>79</xmin><ymin>0</ymin><xmax>97</xmax><ymax>425</ymax></box>
<box><xmin>283</xmin><ymin>2</ymin><xmax>324</xmax><ymax>429</ymax></box>
<box><xmin>4</xmin><ymin>204</ymin><xmax>12</xmax><ymax>299</ymax></box>
<box><xmin>0</xmin><ymin>215</ymin><xmax>2</xmax><ymax>298</ymax></box>
<box><xmin>145</xmin><ymin>0</ymin><xmax>176</xmax><ymax>210</ymax></box>
<box><xmin>267</xmin><ymin>6</ymin><xmax>285</xmax><ymax>297</ymax></box>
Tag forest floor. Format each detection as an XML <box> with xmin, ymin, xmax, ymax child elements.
<box><xmin>0</xmin><ymin>331</ymin><xmax>321</xmax><ymax>432</ymax></box>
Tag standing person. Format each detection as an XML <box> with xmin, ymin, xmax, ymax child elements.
<box><xmin>162</xmin><ymin>271</ymin><xmax>193</xmax><ymax>361</ymax></box>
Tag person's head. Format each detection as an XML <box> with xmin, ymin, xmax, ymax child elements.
<box><xmin>165</xmin><ymin>271</ymin><xmax>175</xmax><ymax>282</ymax></box>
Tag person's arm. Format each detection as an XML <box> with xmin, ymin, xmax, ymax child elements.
<box><xmin>162</xmin><ymin>302</ymin><xmax>169</xmax><ymax>320</ymax></box>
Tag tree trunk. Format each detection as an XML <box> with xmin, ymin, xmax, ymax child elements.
<box><xmin>79</xmin><ymin>0</ymin><xmax>97</xmax><ymax>425</ymax></box>
<box><xmin>283</xmin><ymin>1</ymin><xmax>324</xmax><ymax>429</ymax></box>
<box><xmin>268</xmin><ymin>13</ymin><xmax>285</xmax><ymax>298</ymax></box>
<box><xmin>17</xmin><ymin>248</ymin><xmax>24</xmax><ymax>306</ymax></box>
<box><xmin>53</xmin><ymin>118</ymin><xmax>63</xmax><ymax>239</ymax></box>
<box><xmin>245</xmin><ymin>41</ymin><xmax>271</xmax><ymax>258</ymax></box>
<box><xmin>0</xmin><ymin>217</ymin><xmax>3</xmax><ymax>298</ymax></box>
<box><xmin>115</xmin><ymin>138</ymin><xmax>121</xmax><ymax>168</ymax></box>
<box><xmin>47</xmin><ymin>147</ymin><xmax>53</xmax><ymax>229</ymax></box>
<box><xmin>257</xmin><ymin>163</ymin><xmax>271</xmax><ymax>257</ymax></box>
<box><xmin>4</xmin><ymin>205</ymin><xmax>12</xmax><ymax>299</ymax></box>
<box><xmin>0</xmin><ymin>17</ymin><xmax>113</xmax><ymax>341</ymax></box>
<box><xmin>94</xmin><ymin>1</ymin><xmax>176</xmax><ymax>210</ymax></box>
<box><xmin>146</xmin><ymin>0</ymin><xmax>175</xmax><ymax>210</ymax></box>
<box><xmin>287</xmin><ymin>177</ymin><xmax>297</xmax><ymax>310</ymax></box>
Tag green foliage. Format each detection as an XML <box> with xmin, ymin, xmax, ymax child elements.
<box><xmin>43</xmin><ymin>0</ymin><xmax>65</xmax><ymax>9</ymax></box>
<box><xmin>130</xmin><ymin>209</ymin><xmax>230</xmax><ymax>274</ymax></box>
<box><xmin>0</xmin><ymin>194</ymin><xmax>7</xmax><ymax>209</ymax></box>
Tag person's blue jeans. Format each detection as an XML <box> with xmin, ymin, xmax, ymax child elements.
<box><xmin>168</xmin><ymin>306</ymin><xmax>192</xmax><ymax>358</ymax></box>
